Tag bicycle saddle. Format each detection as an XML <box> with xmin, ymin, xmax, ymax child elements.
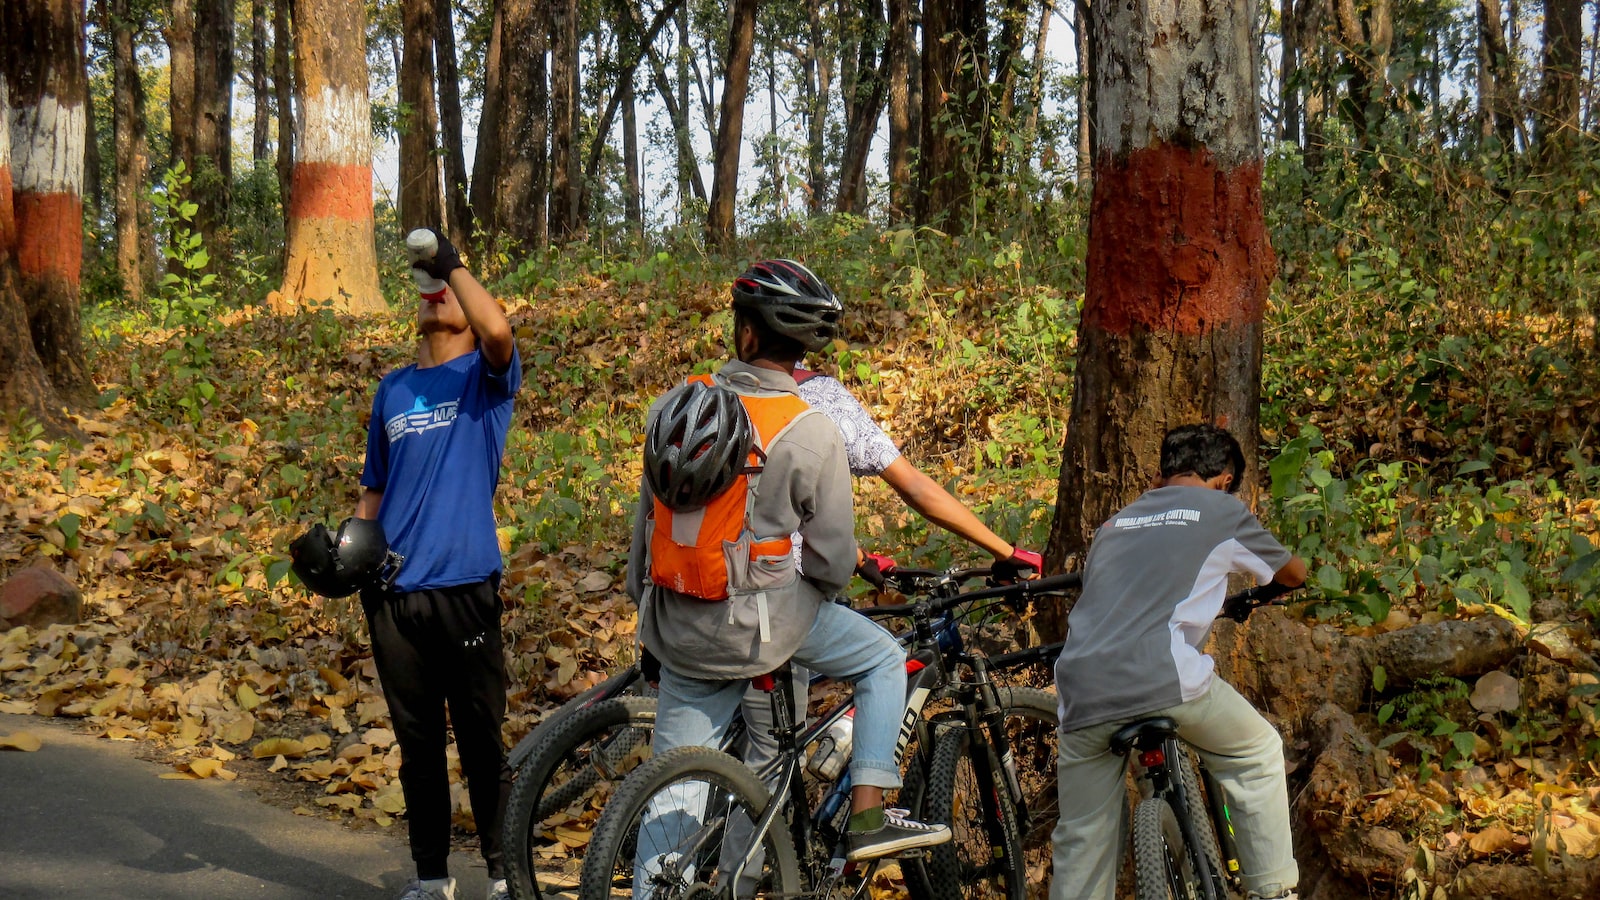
<box><xmin>1109</xmin><ymin>717</ymin><xmax>1178</xmax><ymax>755</ymax></box>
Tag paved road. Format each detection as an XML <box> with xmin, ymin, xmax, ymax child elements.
<box><xmin>0</xmin><ymin>713</ymin><xmax>494</xmax><ymax>900</ymax></box>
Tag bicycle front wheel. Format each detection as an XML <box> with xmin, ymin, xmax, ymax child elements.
<box><xmin>1132</xmin><ymin>796</ymin><xmax>1209</xmax><ymax>900</ymax></box>
<box><xmin>578</xmin><ymin>745</ymin><xmax>801</xmax><ymax>899</ymax></box>
<box><xmin>918</xmin><ymin>725</ymin><xmax>1025</xmax><ymax>900</ymax></box>
<box><xmin>503</xmin><ymin>695</ymin><xmax>657</xmax><ymax>899</ymax></box>
<box><xmin>987</xmin><ymin>685</ymin><xmax>1058</xmax><ymax>884</ymax></box>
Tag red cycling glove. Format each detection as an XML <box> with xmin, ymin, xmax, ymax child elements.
<box><xmin>994</xmin><ymin>548</ymin><xmax>1043</xmax><ymax>583</ymax></box>
<box><xmin>855</xmin><ymin>552</ymin><xmax>898</xmax><ymax>588</ymax></box>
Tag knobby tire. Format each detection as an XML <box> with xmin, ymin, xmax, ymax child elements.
<box><xmin>918</xmin><ymin>725</ymin><xmax>1025</xmax><ymax>900</ymax></box>
<box><xmin>504</xmin><ymin>695</ymin><xmax>657</xmax><ymax>900</ymax></box>
<box><xmin>1132</xmin><ymin>796</ymin><xmax>1209</xmax><ymax>900</ymax></box>
<box><xmin>577</xmin><ymin>745</ymin><xmax>800</xmax><ymax>899</ymax></box>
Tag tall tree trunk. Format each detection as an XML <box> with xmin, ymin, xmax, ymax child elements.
<box><xmin>470</xmin><ymin>0</ymin><xmax>504</xmax><ymax>232</ymax></box>
<box><xmin>1535</xmin><ymin>0</ymin><xmax>1583</xmax><ymax>164</ymax></box>
<box><xmin>1018</xmin><ymin>0</ymin><xmax>1052</xmax><ymax>184</ymax></box>
<box><xmin>168</xmin><ymin>0</ymin><xmax>196</xmax><ymax>177</ymax></box>
<box><xmin>767</xmin><ymin>37</ymin><xmax>782</xmax><ymax>216</ymax></box>
<box><xmin>623</xmin><ymin>74</ymin><xmax>642</xmax><ymax>233</ymax></box>
<box><xmin>112</xmin><ymin>0</ymin><xmax>150</xmax><ymax>304</ymax></box>
<box><xmin>582</xmin><ymin>0</ymin><xmax>688</xmax><ymax>217</ymax></box>
<box><xmin>886</xmin><ymin>0</ymin><xmax>913</xmax><ymax>220</ymax></box>
<box><xmin>4</xmin><ymin>0</ymin><xmax>94</xmax><ymax>405</ymax></box>
<box><xmin>1075</xmin><ymin>0</ymin><xmax>1092</xmax><ymax>181</ymax></box>
<box><xmin>548</xmin><ymin>0</ymin><xmax>580</xmax><ymax>241</ymax></box>
<box><xmin>805</xmin><ymin>0</ymin><xmax>831</xmax><ymax>213</ymax></box>
<box><xmin>193</xmin><ymin>0</ymin><xmax>233</xmax><ymax>259</ymax></box>
<box><xmin>1336</xmin><ymin>0</ymin><xmax>1392</xmax><ymax>150</ymax></box>
<box><xmin>836</xmin><ymin>0</ymin><xmax>888</xmax><ymax>215</ymax></box>
<box><xmin>400</xmin><ymin>0</ymin><xmax>443</xmax><ymax>229</ymax></box>
<box><xmin>706</xmin><ymin>0</ymin><xmax>758</xmax><ymax>246</ymax></box>
<box><xmin>490</xmin><ymin>0</ymin><xmax>549</xmax><ymax>254</ymax></box>
<box><xmin>0</xmin><ymin>29</ymin><xmax>68</xmax><ymax>427</ymax></box>
<box><xmin>1043</xmin><ymin>0</ymin><xmax>1276</xmax><ymax>640</ymax></box>
<box><xmin>917</xmin><ymin>0</ymin><xmax>985</xmax><ymax>230</ymax></box>
<box><xmin>642</xmin><ymin>38</ymin><xmax>706</xmax><ymax>208</ymax></box>
<box><xmin>1281</xmin><ymin>0</ymin><xmax>1300</xmax><ymax>146</ymax></box>
<box><xmin>273</xmin><ymin>0</ymin><xmax>382</xmax><ymax>313</ymax></box>
<box><xmin>273</xmin><ymin>0</ymin><xmax>293</xmax><ymax>229</ymax></box>
<box><xmin>252</xmin><ymin>0</ymin><xmax>270</xmax><ymax>160</ymax></box>
<box><xmin>435</xmin><ymin>0</ymin><xmax>471</xmax><ymax>248</ymax></box>
<box><xmin>1300</xmin><ymin>0</ymin><xmax>1326</xmax><ymax>171</ymax></box>
<box><xmin>676</xmin><ymin>2</ymin><xmax>693</xmax><ymax>214</ymax></box>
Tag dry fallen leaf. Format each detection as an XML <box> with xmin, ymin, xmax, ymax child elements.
<box><xmin>0</xmin><ymin>731</ymin><xmax>42</xmax><ymax>752</ymax></box>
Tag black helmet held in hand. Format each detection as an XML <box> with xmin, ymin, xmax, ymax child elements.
<box><xmin>289</xmin><ymin>517</ymin><xmax>390</xmax><ymax>598</ymax></box>
<box><xmin>730</xmin><ymin>259</ymin><xmax>843</xmax><ymax>352</ymax></box>
<box><xmin>644</xmin><ymin>381</ymin><xmax>754</xmax><ymax>512</ymax></box>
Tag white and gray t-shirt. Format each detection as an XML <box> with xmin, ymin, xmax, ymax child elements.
<box><xmin>795</xmin><ymin>371</ymin><xmax>900</xmax><ymax>476</ymax></box>
<box><xmin>1054</xmin><ymin>485</ymin><xmax>1293</xmax><ymax>732</ymax></box>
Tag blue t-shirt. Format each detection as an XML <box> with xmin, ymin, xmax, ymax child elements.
<box><xmin>361</xmin><ymin>347</ymin><xmax>521</xmax><ymax>592</ymax></box>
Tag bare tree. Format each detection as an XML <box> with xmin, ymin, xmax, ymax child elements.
<box><xmin>435</xmin><ymin>0</ymin><xmax>472</xmax><ymax>248</ymax></box>
<box><xmin>1535</xmin><ymin>0</ymin><xmax>1583</xmax><ymax>164</ymax></box>
<box><xmin>111</xmin><ymin>0</ymin><xmax>150</xmax><ymax>303</ymax></box>
<box><xmin>273</xmin><ymin>0</ymin><xmax>293</xmax><ymax>226</ymax></box>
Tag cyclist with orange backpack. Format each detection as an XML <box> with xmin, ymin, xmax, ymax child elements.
<box><xmin>624</xmin><ymin>260</ymin><xmax>951</xmax><ymax>861</ymax></box>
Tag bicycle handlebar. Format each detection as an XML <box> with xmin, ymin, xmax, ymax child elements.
<box><xmin>1217</xmin><ymin>581</ymin><xmax>1301</xmax><ymax>623</ymax></box>
<box><xmin>862</xmin><ymin>571</ymin><xmax>1083</xmax><ymax>620</ymax></box>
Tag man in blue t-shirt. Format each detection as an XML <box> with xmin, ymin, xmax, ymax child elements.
<box><xmin>1050</xmin><ymin>424</ymin><xmax>1307</xmax><ymax>900</ymax></box>
<box><xmin>356</xmin><ymin>228</ymin><xmax>521</xmax><ymax>900</ymax></box>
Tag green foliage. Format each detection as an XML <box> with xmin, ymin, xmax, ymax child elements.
<box><xmin>146</xmin><ymin>165</ymin><xmax>219</xmax><ymax>422</ymax></box>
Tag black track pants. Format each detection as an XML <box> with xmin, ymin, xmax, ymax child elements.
<box><xmin>363</xmin><ymin>578</ymin><xmax>510</xmax><ymax>880</ymax></box>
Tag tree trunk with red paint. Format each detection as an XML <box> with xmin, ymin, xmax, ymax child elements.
<box><xmin>272</xmin><ymin>0</ymin><xmax>382</xmax><ymax>314</ymax></box>
<box><xmin>1</xmin><ymin>49</ymin><xmax>65</xmax><ymax>426</ymax></box>
<box><xmin>4</xmin><ymin>0</ymin><xmax>94</xmax><ymax>408</ymax></box>
<box><xmin>1042</xmin><ymin>0</ymin><xmax>1276</xmax><ymax>638</ymax></box>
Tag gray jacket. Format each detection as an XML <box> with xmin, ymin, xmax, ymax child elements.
<box><xmin>626</xmin><ymin>360</ymin><xmax>857</xmax><ymax>680</ymax></box>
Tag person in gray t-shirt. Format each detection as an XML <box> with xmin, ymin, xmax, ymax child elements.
<box><xmin>1050</xmin><ymin>424</ymin><xmax>1307</xmax><ymax>900</ymax></box>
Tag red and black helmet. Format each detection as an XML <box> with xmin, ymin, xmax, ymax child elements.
<box><xmin>643</xmin><ymin>381</ymin><xmax>754</xmax><ymax>512</ymax></box>
<box><xmin>731</xmin><ymin>259</ymin><xmax>843</xmax><ymax>353</ymax></box>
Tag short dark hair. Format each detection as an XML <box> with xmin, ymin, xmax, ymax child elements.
<box><xmin>733</xmin><ymin>308</ymin><xmax>807</xmax><ymax>364</ymax></box>
<box><xmin>1159</xmin><ymin>424</ymin><xmax>1245</xmax><ymax>492</ymax></box>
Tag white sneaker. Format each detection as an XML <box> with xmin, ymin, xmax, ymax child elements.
<box><xmin>399</xmin><ymin>877</ymin><xmax>457</xmax><ymax>900</ymax></box>
<box><xmin>486</xmin><ymin>878</ymin><xmax>510</xmax><ymax>900</ymax></box>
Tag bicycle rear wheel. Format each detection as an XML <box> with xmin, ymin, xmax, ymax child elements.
<box><xmin>578</xmin><ymin>745</ymin><xmax>801</xmax><ymax>899</ymax></box>
<box><xmin>1132</xmin><ymin>796</ymin><xmax>1210</xmax><ymax>900</ymax></box>
<box><xmin>503</xmin><ymin>695</ymin><xmax>657</xmax><ymax>899</ymax></box>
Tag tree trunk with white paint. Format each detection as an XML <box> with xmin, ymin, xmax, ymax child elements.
<box><xmin>0</xmin><ymin>55</ymin><xmax>64</xmax><ymax>426</ymax></box>
<box><xmin>4</xmin><ymin>0</ymin><xmax>93</xmax><ymax>407</ymax></box>
<box><xmin>272</xmin><ymin>0</ymin><xmax>382</xmax><ymax>314</ymax></box>
<box><xmin>1042</xmin><ymin>0</ymin><xmax>1275</xmax><ymax>637</ymax></box>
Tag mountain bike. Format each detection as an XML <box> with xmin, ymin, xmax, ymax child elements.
<box><xmin>876</xmin><ymin>569</ymin><xmax>1079</xmax><ymax>900</ymax></box>
<box><xmin>574</xmin><ymin>571</ymin><xmax>1081</xmax><ymax>899</ymax></box>
<box><xmin>1117</xmin><ymin>581</ymin><xmax>1298</xmax><ymax>900</ymax></box>
<box><xmin>501</xmin><ymin>569</ymin><xmax>990</xmax><ymax>900</ymax></box>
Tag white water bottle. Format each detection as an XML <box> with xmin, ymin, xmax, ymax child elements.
<box><xmin>405</xmin><ymin>228</ymin><xmax>449</xmax><ymax>303</ymax></box>
<box><xmin>807</xmin><ymin>710</ymin><xmax>854</xmax><ymax>780</ymax></box>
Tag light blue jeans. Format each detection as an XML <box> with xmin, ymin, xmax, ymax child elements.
<box><xmin>634</xmin><ymin>602</ymin><xmax>907</xmax><ymax>895</ymax></box>
<box><xmin>1048</xmin><ymin>678</ymin><xmax>1298</xmax><ymax>900</ymax></box>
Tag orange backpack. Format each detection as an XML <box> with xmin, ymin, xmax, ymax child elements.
<box><xmin>648</xmin><ymin>374</ymin><xmax>814</xmax><ymax>602</ymax></box>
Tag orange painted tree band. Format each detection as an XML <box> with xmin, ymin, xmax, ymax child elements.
<box><xmin>1084</xmin><ymin>144</ymin><xmax>1275</xmax><ymax>337</ymax></box>
<box><xmin>289</xmin><ymin>161</ymin><xmax>375</xmax><ymax>221</ymax></box>
<box><xmin>13</xmin><ymin>192</ymin><xmax>82</xmax><ymax>285</ymax></box>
